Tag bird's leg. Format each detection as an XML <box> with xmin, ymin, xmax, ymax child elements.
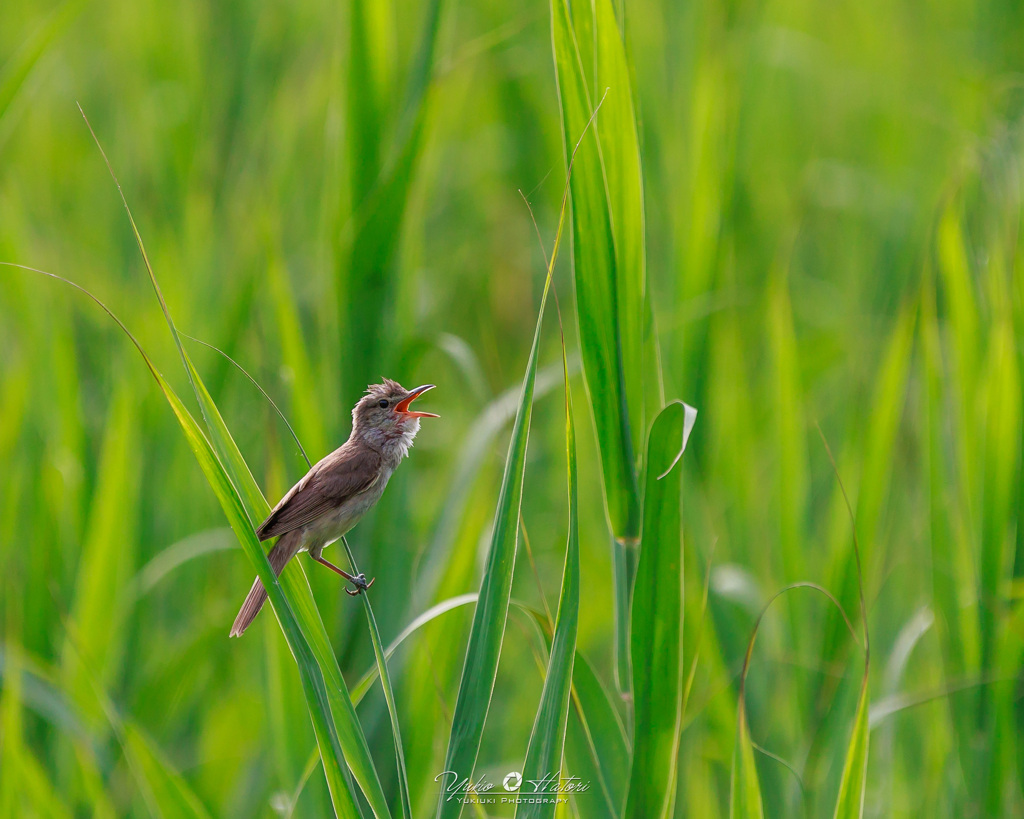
<box><xmin>309</xmin><ymin>553</ymin><xmax>375</xmax><ymax>596</ymax></box>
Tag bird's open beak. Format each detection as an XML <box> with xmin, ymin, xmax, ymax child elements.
<box><xmin>395</xmin><ymin>384</ymin><xmax>439</xmax><ymax>418</ymax></box>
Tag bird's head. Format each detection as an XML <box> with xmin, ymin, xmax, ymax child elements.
<box><xmin>352</xmin><ymin>379</ymin><xmax>438</xmax><ymax>446</ymax></box>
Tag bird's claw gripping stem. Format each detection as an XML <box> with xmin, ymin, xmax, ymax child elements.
<box><xmin>345</xmin><ymin>573</ymin><xmax>375</xmax><ymax>596</ymax></box>
<box><xmin>310</xmin><ymin>554</ymin><xmax>375</xmax><ymax>596</ymax></box>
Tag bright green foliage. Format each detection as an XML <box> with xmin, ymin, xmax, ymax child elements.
<box><xmin>624</xmin><ymin>402</ymin><xmax>692</xmax><ymax>818</ymax></box>
<box><xmin>3</xmin><ymin>0</ymin><xmax>1024</xmax><ymax>815</ymax></box>
<box><xmin>551</xmin><ymin>0</ymin><xmax>643</xmax><ymax>542</ymax></box>
<box><xmin>551</xmin><ymin>0</ymin><xmax>664</xmax><ymax>699</ymax></box>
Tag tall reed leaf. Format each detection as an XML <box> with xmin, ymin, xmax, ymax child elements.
<box><xmin>921</xmin><ymin>276</ymin><xmax>969</xmax><ymax>717</ymax></box>
<box><xmin>551</xmin><ymin>0</ymin><xmax>661</xmax><ymax>694</ymax></box>
<box><xmin>123</xmin><ymin>352</ymin><xmax>366</xmax><ymax>819</ymax></box>
<box><xmin>593</xmin><ymin>0</ymin><xmax>650</xmax><ymax>468</ymax></box>
<box><xmin>819</xmin><ymin>427</ymin><xmax>871</xmax><ymax>819</ymax></box>
<box><xmin>551</xmin><ymin>0</ymin><xmax>640</xmax><ymax>540</ymax></box>
<box><xmin>517</xmin><ymin>343</ymin><xmax>580</xmax><ymax>819</ymax></box>
<box><xmin>189</xmin><ymin>325</ymin><xmax>415</xmax><ymax>819</ymax></box>
<box><xmin>625</xmin><ymin>401</ymin><xmax>695</xmax><ymax>818</ymax></box>
<box><xmin>436</xmin><ymin>247</ymin><xmax>553</xmax><ymax>819</ymax></box>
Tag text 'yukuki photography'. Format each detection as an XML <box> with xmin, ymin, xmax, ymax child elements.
<box><xmin>2</xmin><ymin>0</ymin><xmax>1023</xmax><ymax>816</ymax></box>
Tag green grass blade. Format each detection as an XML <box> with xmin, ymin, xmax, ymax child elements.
<box><xmin>123</xmin><ymin>362</ymin><xmax>368</xmax><ymax>819</ymax></box>
<box><xmin>59</xmin><ymin>385</ymin><xmax>139</xmax><ymax>726</ymax></box>
<box><xmin>517</xmin><ymin>342</ymin><xmax>581</xmax><ymax>819</ymax></box>
<box><xmin>729</xmin><ymin>582</ymin><xmax>860</xmax><ymax>819</ymax></box>
<box><xmin>184</xmin><ymin>333</ymin><xmax>402</xmax><ymax>819</ymax></box>
<box><xmin>552</xmin><ymin>0</ymin><xmax>661</xmax><ymax>699</ymax></box>
<box><xmin>593</xmin><ymin>0</ymin><xmax>648</xmax><ymax>471</ymax></box>
<box><xmin>350</xmin><ymin>594</ymin><xmax>479</xmax><ymax>705</ymax></box>
<box><xmin>921</xmin><ymin>278</ymin><xmax>973</xmax><ymax>774</ymax></box>
<box><xmin>511</xmin><ymin>604</ymin><xmax>630</xmax><ymax>818</ymax></box>
<box><xmin>6</xmin><ymin>265</ymin><xmax>367</xmax><ymax>819</ymax></box>
<box><xmin>121</xmin><ymin>722</ymin><xmax>214</xmax><ymax>819</ymax></box>
<box><xmin>976</xmin><ymin>311</ymin><xmax>1019</xmax><ymax>814</ymax></box>
<box><xmin>564</xmin><ymin>652</ymin><xmax>630</xmax><ymax>819</ymax></box>
<box><xmin>182</xmin><ymin>324</ymin><xmax>391</xmax><ymax>819</ymax></box>
<box><xmin>551</xmin><ymin>0</ymin><xmax>640</xmax><ymax>542</ymax></box>
<box><xmin>341</xmin><ymin>0</ymin><xmax>445</xmax><ymax>398</ymax></box>
<box><xmin>342</xmin><ymin>537</ymin><xmax>413</xmax><ymax>819</ymax></box>
<box><xmin>78</xmin><ymin>109</ymin><xmax>396</xmax><ymax>816</ymax></box>
<box><xmin>434</xmin><ymin>85</ymin><xmax>591</xmax><ymax>816</ymax></box>
<box><xmin>625</xmin><ymin>401</ymin><xmax>695</xmax><ymax>818</ymax></box>
<box><xmin>832</xmin><ymin>676</ymin><xmax>869</xmax><ymax>819</ymax></box>
<box><xmin>0</xmin><ymin>646</ymin><xmax>75</xmax><ymax>819</ymax></box>
<box><xmin>729</xmin><ymin>702</ymin><xmax>765</xmax><ymax>819</ymax></box>
<box><xmin>436</xmin><ymin>261</ymin><xmax>553</xmax><ymax>819</ymax></box>
<box><xmin>182</xmin><ymin>320</ymin><xmax>405</xmax><ymax>819</ymax></box>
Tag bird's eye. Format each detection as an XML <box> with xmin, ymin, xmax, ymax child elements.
<box><xmin>378</xmin><ymin>399</ymin><xmax>389</xmax><ymax>408</ymax></box>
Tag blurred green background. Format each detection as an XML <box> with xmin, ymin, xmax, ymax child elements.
<box><xmin>2</xmin><ymin>0</ymin><xmax>1023</xmax><ymax>815</ymax></box>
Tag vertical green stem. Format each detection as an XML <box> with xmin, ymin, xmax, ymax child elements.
<box><xmin>341</xmin><ymin>536</ymin><xmax>413</xmax><ymax>819</ymax></box>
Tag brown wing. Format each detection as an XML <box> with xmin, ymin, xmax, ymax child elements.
<box><xmin>256</xmin><ymin>444</ymin><xmax>382</xmax><ymax>540</ymax></box>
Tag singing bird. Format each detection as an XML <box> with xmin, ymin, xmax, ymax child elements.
<box><xmin>230</xmin><ymin>379</ymin><xmax>438</xmax><ymax>637</ymax></box>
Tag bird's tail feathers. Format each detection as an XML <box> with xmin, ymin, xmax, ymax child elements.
<box><xmin>229</xmin><ymin>531</ymin><xmax>302</xmax><ymax>637</ymax></box>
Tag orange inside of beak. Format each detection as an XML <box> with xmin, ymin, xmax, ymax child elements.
<box><xmin>394</xmin><ymin>385</ymin><xmax>439</xmax><ymax>418</ymax></box>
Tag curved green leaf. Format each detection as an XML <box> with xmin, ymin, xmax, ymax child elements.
<box><xmin>625</xmin><ymin>401</ymin><xmax>694</xmax><ymax>818</ymax></box>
